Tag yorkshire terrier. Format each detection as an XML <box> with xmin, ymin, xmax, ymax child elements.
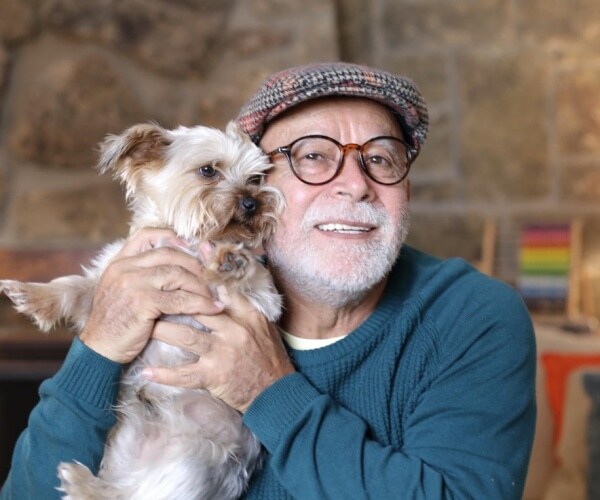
<box><xmin>0</xmin><ymin>121</ymin><xmax>284</xmax><ymax>499</ymax></box>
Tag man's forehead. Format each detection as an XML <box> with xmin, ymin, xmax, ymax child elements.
<box><xmin>261</xmin><ymin>97</ymin><xmax>401</xmax><ymax>137</ymax></box>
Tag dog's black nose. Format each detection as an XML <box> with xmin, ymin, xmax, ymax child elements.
<box><xmin>240</xmin><ymin>197</ymin><xmax>258</xmax><ymax>215</ymax></box>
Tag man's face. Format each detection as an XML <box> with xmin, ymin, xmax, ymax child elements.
<box><xmin>260</xmin><ymin>97</ymin><xmax>411</xmax><ymax>307</ymax></box>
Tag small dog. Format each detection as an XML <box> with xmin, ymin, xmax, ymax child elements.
<box><xmin>0</xmin><ymin>121</ymin><xmax>284</xmax><ymax>499</ymax></box>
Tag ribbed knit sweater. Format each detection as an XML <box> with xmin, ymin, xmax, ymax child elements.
<box><xmin>1</xmin><ymin>246</ymin><xmax>536</xmax><ymax>499</ymax></box>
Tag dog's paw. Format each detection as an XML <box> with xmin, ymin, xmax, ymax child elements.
<box><xmin>219</xmin><ymin>250</ymin><xmax>249</xmax><ymax>274</ymax></box>
<box><xmin>57</xmin><ymin>461</ymin><xmax>96</xmax><ymax>498</ymax></box>
<box><xmin>0</xmin><ymin>280</ymin><xmax>59</xmax><ymax>332</ymax></box>
<box><xmin>0</xmin><ymin>280</ymin><xmax>30</xmax><ymax>308</ymax></box>
<box><xmin>206</xmin><ymin>243</ymin><xmax>252</xmax><ymax>283</ymax></box>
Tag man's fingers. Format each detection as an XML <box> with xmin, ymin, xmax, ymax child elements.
<box><xmin>153</xmin><ymin>289</ymin><xmax>225</xmax><ymax>317</ymax></box>
<box><xmin>180</xmin><ymin>313</ymin><xmax>229</xmax><ymax>334</ymax></box>
<box><xmin>118</xmin><ymin>247</ymin><xmax>206</xmax><ymax>283</ymax></box>
<box><xmin>153</xmin><ymin>319</ymin><xmax>215</xmax><ymax>354</ymax></box>
<box><xmin>118</xmin><ymin>228</ymin><xmax>188</xmax><ymax>257</ymax></box>
<box><xmin>143</xmin><ymin>262</ymin><xmax>208</xmax><ymax>295</ymax></box>
<box><xmin>143</xmin><ymin>362</ymin><xmax>207</xmax><ymax>389</ymax></box>
<box><xmin>103</xmin><ymin>248</ymin><xmax>214</xmax><ymax>301</ymax></box>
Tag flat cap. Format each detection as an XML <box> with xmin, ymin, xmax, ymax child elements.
<box><xmin>236</xmin><ymin>62</ymin><xmax>429</xmax><ymax>150</ymax></box>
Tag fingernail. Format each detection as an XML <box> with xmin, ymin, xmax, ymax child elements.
<box><xmin>214</xmin><ymin>300</ymin><xmax>225</xmax><ymax>310</ymax></box>
<box><xmin>142</xmin><ymin>367</ymin><xmax>154</xmax><ymax>379</ymax></box>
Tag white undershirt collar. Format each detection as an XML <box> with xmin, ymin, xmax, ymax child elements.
<box><xmin>279</xmin><ymin>328</ymin><xmax>347</xmax><ymax>350</ymax></box>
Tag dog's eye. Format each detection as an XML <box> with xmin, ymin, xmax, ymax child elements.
<box><xmin>197</xmin><ymin>165</ymin><xmax>218</xmax><ymax>178</ymax></box>
<box><xmin>248</xmin><ymin>175</ymin><xmax>262</xmax><ymax>186</ymax></box>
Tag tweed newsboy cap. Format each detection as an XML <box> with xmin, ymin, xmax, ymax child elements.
<box><xmin>236</xmin><ymin>62</ymin><xmax>429</xmax><ymax>150</ymax></box>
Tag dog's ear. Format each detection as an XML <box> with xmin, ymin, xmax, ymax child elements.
<box><xmin>97</xmin><ymin>123</ymin><xmax>171</xmax><ymax>178</ymax></box>
<box><xmin>225</xmin><ymin>121</ymin><xmax>253</xmax><ymax>145</ymax></box>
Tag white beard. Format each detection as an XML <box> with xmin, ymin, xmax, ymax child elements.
<box><xmin>266</xmin><ymin>200</ymin><xmax>410</xmax><ymax>308</ymax></box>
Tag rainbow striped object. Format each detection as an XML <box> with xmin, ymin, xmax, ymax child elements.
<box><xmin>517</xmin><ymin>224</ymin><xmax>571</xmax><ymax>304</ymax></box>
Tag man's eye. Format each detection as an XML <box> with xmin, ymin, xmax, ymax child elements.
<box><xmin>304</xmin><ymin>152</ymin><xmax>325</xmax><ymax>161</ymax></box>
<box><xmin>197</xmin><ymin>165</ymin><xmax>218</xmax><ymax>178</ymax></box>
<box><xmin>366</xmin><ymin>155</ymin><xmax>391</xmax><ymax>166</ymax></box>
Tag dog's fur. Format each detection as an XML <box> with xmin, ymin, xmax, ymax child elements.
<box><xmin>0</xmin><ymin>121</ymin><xmax>284</xmax><ymax>499</ymax></box>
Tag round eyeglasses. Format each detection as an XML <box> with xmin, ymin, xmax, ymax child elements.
<box><xmin>267</xmin><ymin>134</ymin><xmax>418</xmax><ymax>186</ymax></box>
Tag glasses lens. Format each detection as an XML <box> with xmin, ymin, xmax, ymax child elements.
<box><xmin>289</xmin><ymin>137</ymin><xmax>340</xmax><ymax>184</ymax></box>
<box><xmin>279</xmin><ymin>135</ymin><xmax>412</xmax><ymax>185</ymax></box>
<box><xmin>361</xmin><ymin>138</ymin><xmax>409</xmax><ymax>184</ymax></box>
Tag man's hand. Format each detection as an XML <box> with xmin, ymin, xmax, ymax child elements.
<box><xmin>79</xmin><ymin>228</ymin><xmax>224</xmax><ymax>364</ymax></box>
<box><xmin>144</xmin><ymin>286</ymin><xmax>295</xmax><ymax>413</ymax></box>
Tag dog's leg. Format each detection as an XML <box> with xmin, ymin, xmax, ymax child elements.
<box><xmin>202</xmin><ymin>242</ymin><xmax>283</xmax><ymax>322</ymax></box>
<box><xmin>0</xmin><ymin>275</ymin><xmax>96</xmax><ymax>332</ymax></box>
<box><xmin>58</xmin><ymin>462</ymin><xmax>123</xmax><ymax>500</ymax></box>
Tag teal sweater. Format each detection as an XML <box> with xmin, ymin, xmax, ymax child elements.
<box><xmin>1</xmin><ymin>246</ymin><xmax>536</xmax><ymax>499</ymax></box>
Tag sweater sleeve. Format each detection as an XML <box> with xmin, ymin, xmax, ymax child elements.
<box><xmin>403</xmin><ymin>278</ymin><xmax>537</xmax><ymax>498</ymax></box>
<box><xmin>243</xmin><ymin>278</ymin><xmax>536</xmax><ymax>499</ymax></box>
<box><xmin>0</xmin><ymin>337</ymin><xmax>122</xmax><ymax>500</ymax></box>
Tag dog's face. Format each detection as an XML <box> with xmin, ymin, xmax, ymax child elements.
<box><xmin>98</xmin><ymin>121</ymin><xmax>284</xmax><ymax>247</ymax></box>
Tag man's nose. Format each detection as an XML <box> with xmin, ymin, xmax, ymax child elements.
<box><xmin>331</xmin><ymin>149</ymin><xmax>374</xmax><ymax>201</ymax></box>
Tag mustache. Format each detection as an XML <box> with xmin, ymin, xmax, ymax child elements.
<box><xmin>301</xmin><ymin>202</ymin><xmax>390</xmax><ymax>230</ymax></box>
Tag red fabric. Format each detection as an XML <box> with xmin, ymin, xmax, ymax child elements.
<box><xmin>542</xmin><ymin>352</ymin><xmax>600</xmax><ymax>444</ymax></box>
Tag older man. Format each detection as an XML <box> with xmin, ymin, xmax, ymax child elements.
<box><xmin>1</xmin><ymin>63</ymin><xmax>536</xmax><ymax>499</ymax></box>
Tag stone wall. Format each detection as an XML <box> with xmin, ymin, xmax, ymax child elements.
<box><xmin>1</xmin><ymin>0</ymin><xmax>599</xmax><ymax>309</ymax></box>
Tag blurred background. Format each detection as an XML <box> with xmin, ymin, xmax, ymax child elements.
<box><xmin>1</xmin><ymin>0</ymin><xmax>600</xmax><ymax>300</ymax></box>
<box><xmin>1</xmin><ymin>0</ymin><xmax>600</xmax><ymax>497</ymax></box>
